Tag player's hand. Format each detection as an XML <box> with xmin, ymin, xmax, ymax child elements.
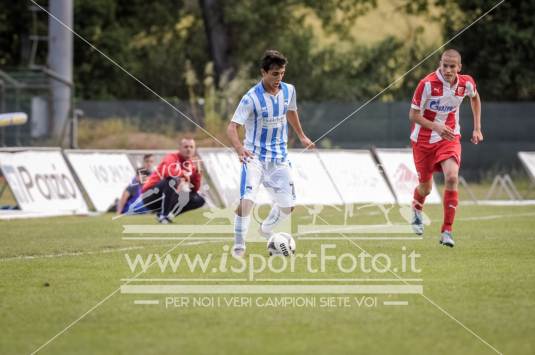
<box><xmin>236</xmin><ymin>146</ymin><xmax>253</xmax><ymax>163</ymax></box>
<box><xmin>471</xmin><ymin>129</ymin><xmax>483</xmax><ymax>144</ymax></box>
<box><xmin>300</xmin><ymin>135</ymin><xmax>315</xmax><ymax>150</ymax></box>
<box><xmin>432</xmin><ymin>122</ymin><xmax>455</xmax><ymax>141</ymax></box>
<box><xmin>177</xmin><ymin>179</ymin><xmax>191</xmax><ymax>192</ymax></box>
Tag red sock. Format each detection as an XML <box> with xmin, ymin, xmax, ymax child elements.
<box><xmin>442</xmin><ymin>190</ymin><xmax>458</xmax><ymax>232</ymax></box>
<box><xmin>412</xmin><ymin>188</ymin><xmax>426</xmax><ymax>211</ymax></box>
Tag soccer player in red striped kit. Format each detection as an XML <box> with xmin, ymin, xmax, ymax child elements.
<box><xmin>409</xmin><ymin>49</ymin><xmax>483</xmax><ymax>247</ymax></box>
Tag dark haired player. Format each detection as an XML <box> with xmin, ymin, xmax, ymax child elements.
<box><xmin>227</xmin><ymin>50</ymin><xmax>315</xmax><ymax>256</ymax></box>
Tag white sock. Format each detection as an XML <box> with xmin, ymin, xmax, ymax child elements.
<box><xmin>234</xmin><ymin>214</ymin><xmax>251</xmax><ymax>250</ymax></box>
<box><xmin>261</xmin><ymin>206</ymin><xmax>290</xmax><ymax>234</ymax></box>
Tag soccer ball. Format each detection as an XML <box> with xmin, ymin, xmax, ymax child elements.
<box><xmin>267</xmin><ymin>232</ymin><xmax>296</xmax><ymax>256</ymax></box>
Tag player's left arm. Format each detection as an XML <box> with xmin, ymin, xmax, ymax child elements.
<box><xmin>470</xmin><ymin>92</ymin><xmax>483</xmax><ymax>144</ymax></box>
<box><xmin>286</xmin><ymin>110</ymin><xmax>315</xmax><ymax>150</ymax></box>
<box><xmin>286</xmin><ymin>87</ymin><xmax>315</xmax><ymax>150</ymax></box>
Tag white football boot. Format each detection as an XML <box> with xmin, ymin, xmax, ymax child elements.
<box><xmin>411</xmin><ymin>209</ymin><xmax>424</xmax><ymax>236</ymax></box>
<box><xmin>232</xmin><ymin>245</ymin><xmax>246</xmax><ymax>257</ymax></box>
<box><xmin>439</xmin><ymin>231</ymin><xmax>455</xmax><ymax>248</ymax></box>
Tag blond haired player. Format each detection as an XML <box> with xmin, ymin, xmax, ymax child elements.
<box><xmin>409</xmin><ymin>49</ymin><xmax>483</xmax><ymax>247</ymax></box>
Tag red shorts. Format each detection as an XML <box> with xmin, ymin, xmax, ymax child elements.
<box><xmin>412</xmin><ymin>136</ymin><xmax>461</xmax><ymax>183</ymax></box>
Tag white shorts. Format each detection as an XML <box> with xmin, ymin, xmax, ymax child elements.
<box><xmin>240</xmin><ymin>156</ymin><xmax>296</xmax><ymax>208</ymax></box>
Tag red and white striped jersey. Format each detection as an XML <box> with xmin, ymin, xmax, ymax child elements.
<box><xmin>410</xmin><ymin>69</ymin><xmax>477</xmax><ymax>144</ymax></box>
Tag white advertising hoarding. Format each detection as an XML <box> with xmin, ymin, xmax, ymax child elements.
<box><xmin>375</xmin><ymin>149</ymin><xmax>441</xmax><ymax>204</ymax></box>
<box><xmin>199</xmin><ymin>149</ymin><xmax>345</xmax><ymax>206</ymax></box>
<box><xmin>65</xmin><ymin>152</ymin><xmax>136</xmax><ymax>212</ymax></box>
<box><xmin>518</xmin><ymin>152</ymin><xmax>535</xmax><ymax>182</ymax></box>
<box><xmin>287</xmin><ymin>151</ymin><xmax>343</xmax><ymax>205</ymax></box>
<box><xmin>198</xmin><ymin>149</ymin><xmax>271</xmax><ymax>207</ymax></box>
<box><xmin>0</xmin><ymin>151</ymin><xmax>88</xmax><ymax>213</ymax></box>
<box><xmin>317</xmin><ymin>150</ymin><xmax>396</xmax><ymax>204</ymax></box>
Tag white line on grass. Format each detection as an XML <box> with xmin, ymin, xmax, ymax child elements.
<box><xmin>457</xmin><ymin>211</ymin><xmax>535</xmax><ymax>221</ymax></box>
<box><xmin>0</xmin><ymin>240</ymin><xmax>216</xmax><ymax>262</ymax></box>
<box><xmin>0</xmin><ymin>246</ymin><xmax>145</xmax><ymax>262</ymax></box>
<box><xmin>302</xmin><ymin>0</ymin><xmax>506</xmax><ymax>152</ymax></box>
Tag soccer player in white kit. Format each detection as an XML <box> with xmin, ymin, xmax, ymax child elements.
<box><xmin>227</xmin><ymin>50</ymin><xmax>315</xmax><ymax>256</ymax></box>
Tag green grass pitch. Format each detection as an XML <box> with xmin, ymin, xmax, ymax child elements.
<box><xmin>1</xmin><ymin>204</ymin><xmax>535</xmax><ymax>354</ymax></box>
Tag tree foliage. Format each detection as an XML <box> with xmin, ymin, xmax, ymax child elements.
<box><xmin>405</xmin><ymin>0</ymin><xmax>535</xmax><ymax>100</ymax></box>
<box><xmin>2</xmin><ymin>0</ymin><xmax>533</xmax><ymax>101</ymax></box>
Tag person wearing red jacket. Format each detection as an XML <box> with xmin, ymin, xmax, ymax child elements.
<box><xmin>142</xmin><ymin>137</ymin><xmax>205</xmax><ymax>223</ymax></box>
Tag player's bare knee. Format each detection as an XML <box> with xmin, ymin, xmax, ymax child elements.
<box><xmin>418</xmin><ymin>183</ymin><xmax>432</xmax><ymax>196</ymax></box>
<box><xmin>235</xmin><ymin>204</ymin><xmax>244</xmax><ymax>216</ymax></box>
<box><xmin>445</xmin><ymin>174</ymin><xmax>458</xmax><ymax>188</ymax></box>
<box><xmin>236</xmin><ymin>200</ymin><xmax>253</xmax><ymax>217</ymax></box>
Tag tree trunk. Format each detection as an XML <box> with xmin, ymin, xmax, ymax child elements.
<box><xmin>199</xmin><ymin>0</ymin><xmax>234</xmax><ymax>86</ymax></box>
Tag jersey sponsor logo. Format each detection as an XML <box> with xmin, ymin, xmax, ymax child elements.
<box><xmin>263</xmin><ymin>115</ymin><xmax>285</xmax><ymax>128</ymax></box>
<box><xmin>429</xmin><ymin>99</ymin><xmax>456</xmax><ymax>113</ymax></box>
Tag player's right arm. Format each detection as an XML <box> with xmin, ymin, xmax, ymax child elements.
<box><xmin>409</xmin><ymin>80</ymin><xmax>455</xmax><ymax>141</ymax></box>
<box><xmin>409</xmin><ymin>108</ymin><xmax>455</xmax><ymax>141</ymax></box>
<box><xmin>227</xmin><ymin>95</ymin><xmax>254</xmax><ymax>163</ymax></box>
<box><xmin>227</xmin><ymin>122</ymin><xmax>252</xmax><ymax>163</ymax></box>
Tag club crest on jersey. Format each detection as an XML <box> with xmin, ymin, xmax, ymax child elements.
<box><xmin>456</xmin><ymin>86</ymin><xmax>465</xmax><ymax>96</ymax></box>
<box><xmin>429</xmin><ymin>99</ymin><xmax>455</xmax><ymax>113</ymax></box>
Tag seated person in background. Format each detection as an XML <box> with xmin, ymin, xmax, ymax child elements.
<box><xmin>116</xmin><ymin>168</ymin><xmax>150</xmax><ymax>215</ymax></box>
<box><xmin>140</xmin><ymin>153</ymin><xmax>155</xmax><ymax>175</ymax></box>
<box><xmin>141</xmin><ymin>137</ymin><xmax>205</xmax><ymax>224</ymax></box>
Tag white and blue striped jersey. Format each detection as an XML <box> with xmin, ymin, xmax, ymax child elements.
<box><xmin>231</xmin><ymin>81</ymin><xmax>297</xmax><ymax>162</ymax></box>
